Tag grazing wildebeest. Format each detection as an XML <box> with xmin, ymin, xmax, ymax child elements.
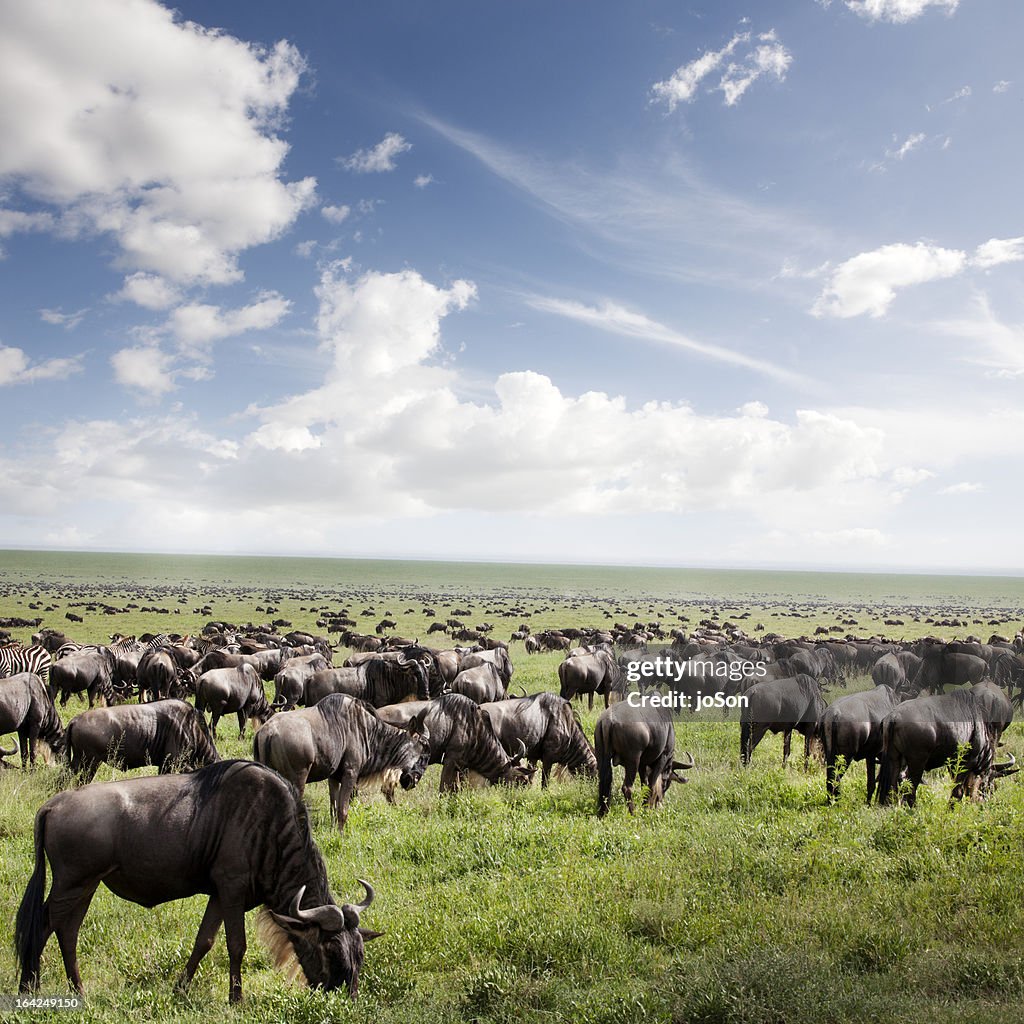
<box><xmin>450</xmin><ymin>662</ymin><xmax>507</xmax><ymax>704</ymax></box>
<box><xmin>0</xmin><ymin>673</ymin><xmax>65</xmax><ymax>768</ymax></box>
<box><xmin>272</xmin><ymin>653</ymin><xmax>332</xmax><ymax>711</ymax></box>
<box><xmin>252</xmin><ymin>694</ymin><xmax>430</xmax><ymax>829</ymax></box>
<box><xmin>49</xmin><ymin>648</ymin><xmax>117</xmax><ymax>708</ymax></box>
<box><xmin>739</xmin><ymin>674</ymin><xmax>826</xmax><ymax>766</ymax></box>
<box><xmin>479</xmin><ymin>692</ymin><xmax>597</xmax><ymax>787</ymax></box>
<box><xmin>304</xmin><ymin>658</ymin><xmax>430</xmax><ymax>708</ymax></box>
<box><xmin>594</xmin><ymin>701</ymin><xmax>694</xmax><ymax>816</ymax></box>
<box><xmin>15</xmin><ymin>760</ymin><xmax>380</xmax><ymax>1003</ymax></box>
<box><xmin>377</xmin><ymin>693</ymin><xmax>535</xmax><ymax>792</ymax></box>
<box><xmin>877</xmin><ymin>682</ymin><xmax>1017</xmax><ymax>806</ymax></box>
<box><xmin>818</xmin><ymin>684</ymin><xmax>901</xmax><ymax>802</ymax></box>
<box><xmin>559</xmin><ymin>649</ymin><xmax>623</xmax><ymax>711</ymax></box>
<box><xmin>64</xmin><ymin>699</ymin><xmax>219</xmax><ymax>782</ymax></box>
<box><xmin>194</xmin><ymin>664</ymin><xmax>272</xmax><ymax>739</ymax></box>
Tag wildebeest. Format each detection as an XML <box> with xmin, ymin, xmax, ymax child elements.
<box><xmin>458</xmin><ymin>647</ymin><xmax>513</xmax><ymax>685</ymax></box>
<box><xmin>450</xmin><ymin>662</ymin><xmax>507</xmax><ymax>704</ymax></box>
<box><xmin>739</xmin><ymin>674</ymin><xmax>826</xmax><ymax>766</ymax></box>
<box><xmin>15</xmin><ymin>760</ymin><xmax>380</xmax><ymax>1003</ymax></box>
<box><xmin>64</xmin><ymin>699</ymin><xmax>219</xmax><ymax>782</ymax></box>
<box><xmin>877</xmin><ymin>682</ymin><xmax>1017</xmax><ymax>806</ymax></box>
<box><xmin>272</xmin><ymin>653</ymin><xmax>332</xmax><ymax>711</ymax></box>
<box><xmin>49</xmin><ymin>648</ymin><xmax>118</xmax><ymax>708</ymax></box>
<box><xmin>194</xmin><ymin>664</ymin><xmax>272</xmax><ymax>738</ymax></box>
<box><xmin>377</xmin><ymin>693</ymin><xmax>535</xmax><ymax>792</ymax></box>
<box><xmin>479</xmin><ymin>692</ymin><xmax>597</xmax><ymax>786</ymax></box>
<box><xmin>818</xmin><ymin>684</ymin><xmax>901</xmax><ymax>802</ymax></box>
<box><xmin>0</xmin><ymin>673</ymin><xmax>65</xmax><ymax>767</ymax></box>
<box><xmin>136</xmin><ymin>647</ymin><xmax>188</xmax><ymax>703</ymax></box>
<box><xmin>559</xmin><ymin>649</ymin><xmax>623</xmax><ymax>711</ymax></box>
<box><xmin>594</xmin><ymin>701</ymin><xmax>693</xmax><ymax>816</ymax></box>
<box><xmin>304</xmin><ymin>657</ymin><xmax>430</xmax><ymax>708</ymax></box>
<box><xmin>909</xmin><ymin>642</ymin><xmax>989</xmax><ymax>695</ymax></box>
<box><xmin>252</xmin><ymin>694</ymin><xmax>431</xmax><ymax>829</ymax></box>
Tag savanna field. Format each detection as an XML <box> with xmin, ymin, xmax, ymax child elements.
<box><xmin>2</xmin><ymin>551</ymin><xmax>1024</xmax><ymax>1024</ymax></box>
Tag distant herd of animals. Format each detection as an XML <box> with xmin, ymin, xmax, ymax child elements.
<box><xmin>2</xmin><ymin>615</ymin><xmax>1024</xmax><ymax>1005</ymax></box>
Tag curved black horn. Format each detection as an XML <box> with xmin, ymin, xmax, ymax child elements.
<box><xmin>287</xmin><ymin>885</ymin><xmax>347</xmax><ymax>932</ymax></box>
<box><xmin>518</xmin><ymin>685</ymin><xmax>528</xmax><ymax>698</ymax></box>
<box><xmin>672</xmin><ymin>752</ymin><xmax>695</xmax><ymax>771</ymax></box>
<box><xmin>0</xmin><ymin>740</ymin><xmax>18</xmax><ymax>757</ymax></box>
<box><xmin>993</xmin><ymin>753</ymin><xmax>1018</xmax><ymax>776</ymax></box>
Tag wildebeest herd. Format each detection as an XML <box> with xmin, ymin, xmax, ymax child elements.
<box><xmin>2</xmin><ymin>618</ymin><xmax>1023</xmax><ymax>1003</ymax></box>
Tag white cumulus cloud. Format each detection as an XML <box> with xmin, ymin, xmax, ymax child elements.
<box><xmin>321</xmin><ymin>204</ymin><xmax>351</xmax><ymax>224</ymax></box>
<box><xmin>812</xmin><ymin>242</ymin><xmax>967</xmax><ymax>318</ymax></box>
<box><xmin>0</xmin><ymin>344</ymin><xmax>83</xmax><ymax>386</ymax></box>
<box><xmin>341</xmin><ymin>132</ymin><xmax>412</xmax><ymax>173</ymax></box>
<box><xmin>0</xmin><ymin>0</ymin><xmax>316</xmax><ymax>285</ymax></box>
<box><xmin>845</xmin><ymin>0</ymin><xmax>959</xmax><ymax>23</ymax></box>
<box><xmin>972</xmin><ymin>237</ymin><xmax>1024</xmax><ymax>269</ymax></box>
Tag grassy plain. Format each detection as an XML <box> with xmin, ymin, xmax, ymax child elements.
<box><xmin>1</xmin><ymin>552</ymin><xmax>1024</xmax><ymax>1024</ymax></box>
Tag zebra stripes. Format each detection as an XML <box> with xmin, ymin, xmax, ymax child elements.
<box><xmin>0</xmin><ymin>644</ymin><xmax>52</xmax><ymax>683</ymax></box>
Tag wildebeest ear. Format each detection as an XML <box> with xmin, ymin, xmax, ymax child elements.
<box><xmin>358</xmin><ymin>928</ymin><xmax>384</xmax><ymax>942</ymax></box>
<box><xmin>408</xmin><ymin>711</ymin><xmax>428</xmax><ymax>736</ymax></box>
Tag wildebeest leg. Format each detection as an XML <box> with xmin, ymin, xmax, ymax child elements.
<box><xmin>621</xmin><ymin>757</ymin><xmax>640</xmax><ymax>815</ymax></box>
<box><xmin>210</xmin><ymin>706</ymin><xmax>223</xmax><ymax>739</ymax></box>
<box><xmin>50</xmin><ymin>884</ymin><xmax>99</xmax><ymax>994</ymax></box>
<box><xmin>176</xmin><ymin>896</ymin><xmax>223</xmax><ymax>993</ymax></box>
<box><xmin>439</xmin><ymin>762</ymin><xmax>461</xmax><ymax>793</ymax></box>
<box><xmin>541</xmin><ymin>760</ymin><xmax>553</xmax><ymax>788</ymax></box>
<box><xmin>588</xmin><ymin>692</ymin><xmax>594</xmax><ymax>712</ymax></box>
<box><xmin>330</xmin><ymin>767</ymin><xmax>359</xmax><ymax>830</ymax></box>
<box><xmin>782</xmin><ymin>730</ymin><xmax>792</xmax><ymax>765</ymax></box>
<box><xmin>865</xmin><ymin>758</ymin><xmax>877</xmax><ymax>804</ymax></box>
<box><xmin>825</xmin><ymin>754</ymin><xmax>839</xmax><ymax>802</ymax></box>
<box><xmin>221</xmin><ymin>901</ymin><xmax>247</xmax><ymax>1004</ymax></box>
<box><xmin>237</xmin><ymin>711</ymin><xmax>246</xmax><ymax>740</ymax></box>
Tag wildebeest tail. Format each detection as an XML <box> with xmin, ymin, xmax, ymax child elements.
<box><xmin>595</xmin><ymin>723</ymin><xmax>612</xmax><ymax>815</ymax></box>
<box><xmin>876</xmin><ymin>718</ymin><xmax>897</xmax><ymax>805</ymax></box>
<box><xmin>15</xmin><ymin>807</ymin><xmax>50</xmax><ymax>989</ymax></box>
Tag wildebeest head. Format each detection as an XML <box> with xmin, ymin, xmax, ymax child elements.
<box><xmin>258</xmin><ymin>880</ymin><xmax>381</xmax><ymax>997</ymax></box>
<box><xmin>398</xmin><ymin>713</ymin><xmax>431</xmax><ymax>790</ymax></box>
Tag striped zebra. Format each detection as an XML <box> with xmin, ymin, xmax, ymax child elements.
<box><xmin>0</xmin><ymin>644</ymin><xmax>52</xmax><ymax>684</ymax></box>
<box><xmin>55</xmin><ymin>636</ymin><xmax>140</xmax><ymax>661</ymax></box>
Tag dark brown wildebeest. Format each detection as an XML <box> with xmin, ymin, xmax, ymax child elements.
<box><xmin>480</xmin><ymin>692</ymin><xmax>597</xmax><ymax>787</ymax></box>
<box><xmin>194</xmin><ymin>664</ymin><xmax>272</xmax><ymax>739</ymax></box>
<box><xmin>877</xmin><ymin>682</ymin><xmax>1017</xmax><ymax>806</ymax></box>
<box><xmin>594</xmin><ymin>700</ymin><xmax>693</xmax><ymax>816</ymax></box>
<box><xmin>15</xmin><ymin>760</ymin><xmax>380</xmax><ymax>1003</ymax></box>
<box><xmin>272</xmin><ymin>653</ymin><xmax>332</xmax><ymax>711</ymax></box>
<box><xmin>818</xmin><ymin>684</ymin><xmax>901</xmax><ymax>803</ymax></box>
<box><xmin>558</xmin><ymin>649</ymin><xmax>623</xmax><ymax>711</ymax></box>
<box><xmin>64</xmin><ymin>699</ymin><xmax>219</xmax><ymax>782</ymax></box>
<box><xmin>0</xmin><ymin>673</ymin><xmax>65</xmax><ymax>767</ymax></box>
<box><xmin>909</xmin><ymin>641</ymin><xmax>989</xmax><ymax>695</ymax></box>
<box><xmin>304</xmin><ymin>657</ymin><xmax>430</xmax><ymax>708</ymax></box>
<box><xmin>252</xmin><ymin>694</ymin><xmax>431</xmax><ymax>830</ymax></box>
<box><xmin>459</xmin><ymin>647</ymin><xmax>514</xmax><ymax>685</ymax></box>
<box><xmin>49</xmin><ymin>648</ymin><xmax>118</xmax><ymax>708</ymax></box>
<box><xmin>377</xmin><ymin>693</ymin><xmax>534</xmax><ymax>793</ymax></box>
<box><xmin>740</xmin><ymin>674</ymin><xmax>826</xmax><ymax>766</ymax></box>
<box><xmin>449</xmin><ymin>662</ymin><xmax>507</xmax><ymax>704</ymax></box>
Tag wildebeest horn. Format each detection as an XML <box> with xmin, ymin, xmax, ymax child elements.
<box><xmin>672</xmin><ymin>752</ymin><xmax>695</xmax><ymax>771</ymax></box>
<box><xmin>271</xmin><ymin>694</ymin><xmax>287</xmax><ymax>708</ymax></box>
<box><xmin>0</xmin><ymin>741</ymin><xmax>17</xmax><ymax>757</ymax></box>
<box><xmin>287</xmin><ymin>885</ymin><xmax>347</xmax><ymax>932</ymax></box>
<box><xmin>351</xmin><ymin>878</ymin><xmax>374</xmax><ymax>913</ymax></box>
<box><xmin>517</xmin><ymin>685</ymin><xmax>528</xmax><ymax>697</ymax></box>
<box><xmin>993</xmin><ymin>753</ymin><xmax>1018</xmax><ymax>776</ymax></box>
<box><xmin>511</xmin><ymin>738</ymin><xmax>527</xmax><ymax>762</ymax></box>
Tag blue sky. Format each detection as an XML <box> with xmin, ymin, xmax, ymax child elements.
<box><xmin>1</xmin><ymin>0</ymin><xmax>1022</xmax><ymax>572</ymax></box>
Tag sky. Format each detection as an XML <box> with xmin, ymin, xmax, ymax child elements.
<box><xmin>0</xmin><ymin>0</ymin><xmax>1022</xmax><ymax>573</ymax></box>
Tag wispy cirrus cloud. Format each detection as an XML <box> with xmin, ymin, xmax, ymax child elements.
<box><xmin>0</xmin><ymin>343</ymin><xmax>83</xmax><ymax>386</ymax></box>
<box><xmin>525</xmin><ymin>294</ymin><xmax>813</xmax><ymax>387</ymax></box>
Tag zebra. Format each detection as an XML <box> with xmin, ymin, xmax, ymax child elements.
<box><xmin>0</xmin><ymin>644</ymin><xmax>52</xmax><ymax>684</ymax></box>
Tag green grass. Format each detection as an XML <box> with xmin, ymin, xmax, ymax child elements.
<box><xmin>2</xmin><ymin>553</ymin><xmax>1024</xmax><ymax>1022</ymax></box>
